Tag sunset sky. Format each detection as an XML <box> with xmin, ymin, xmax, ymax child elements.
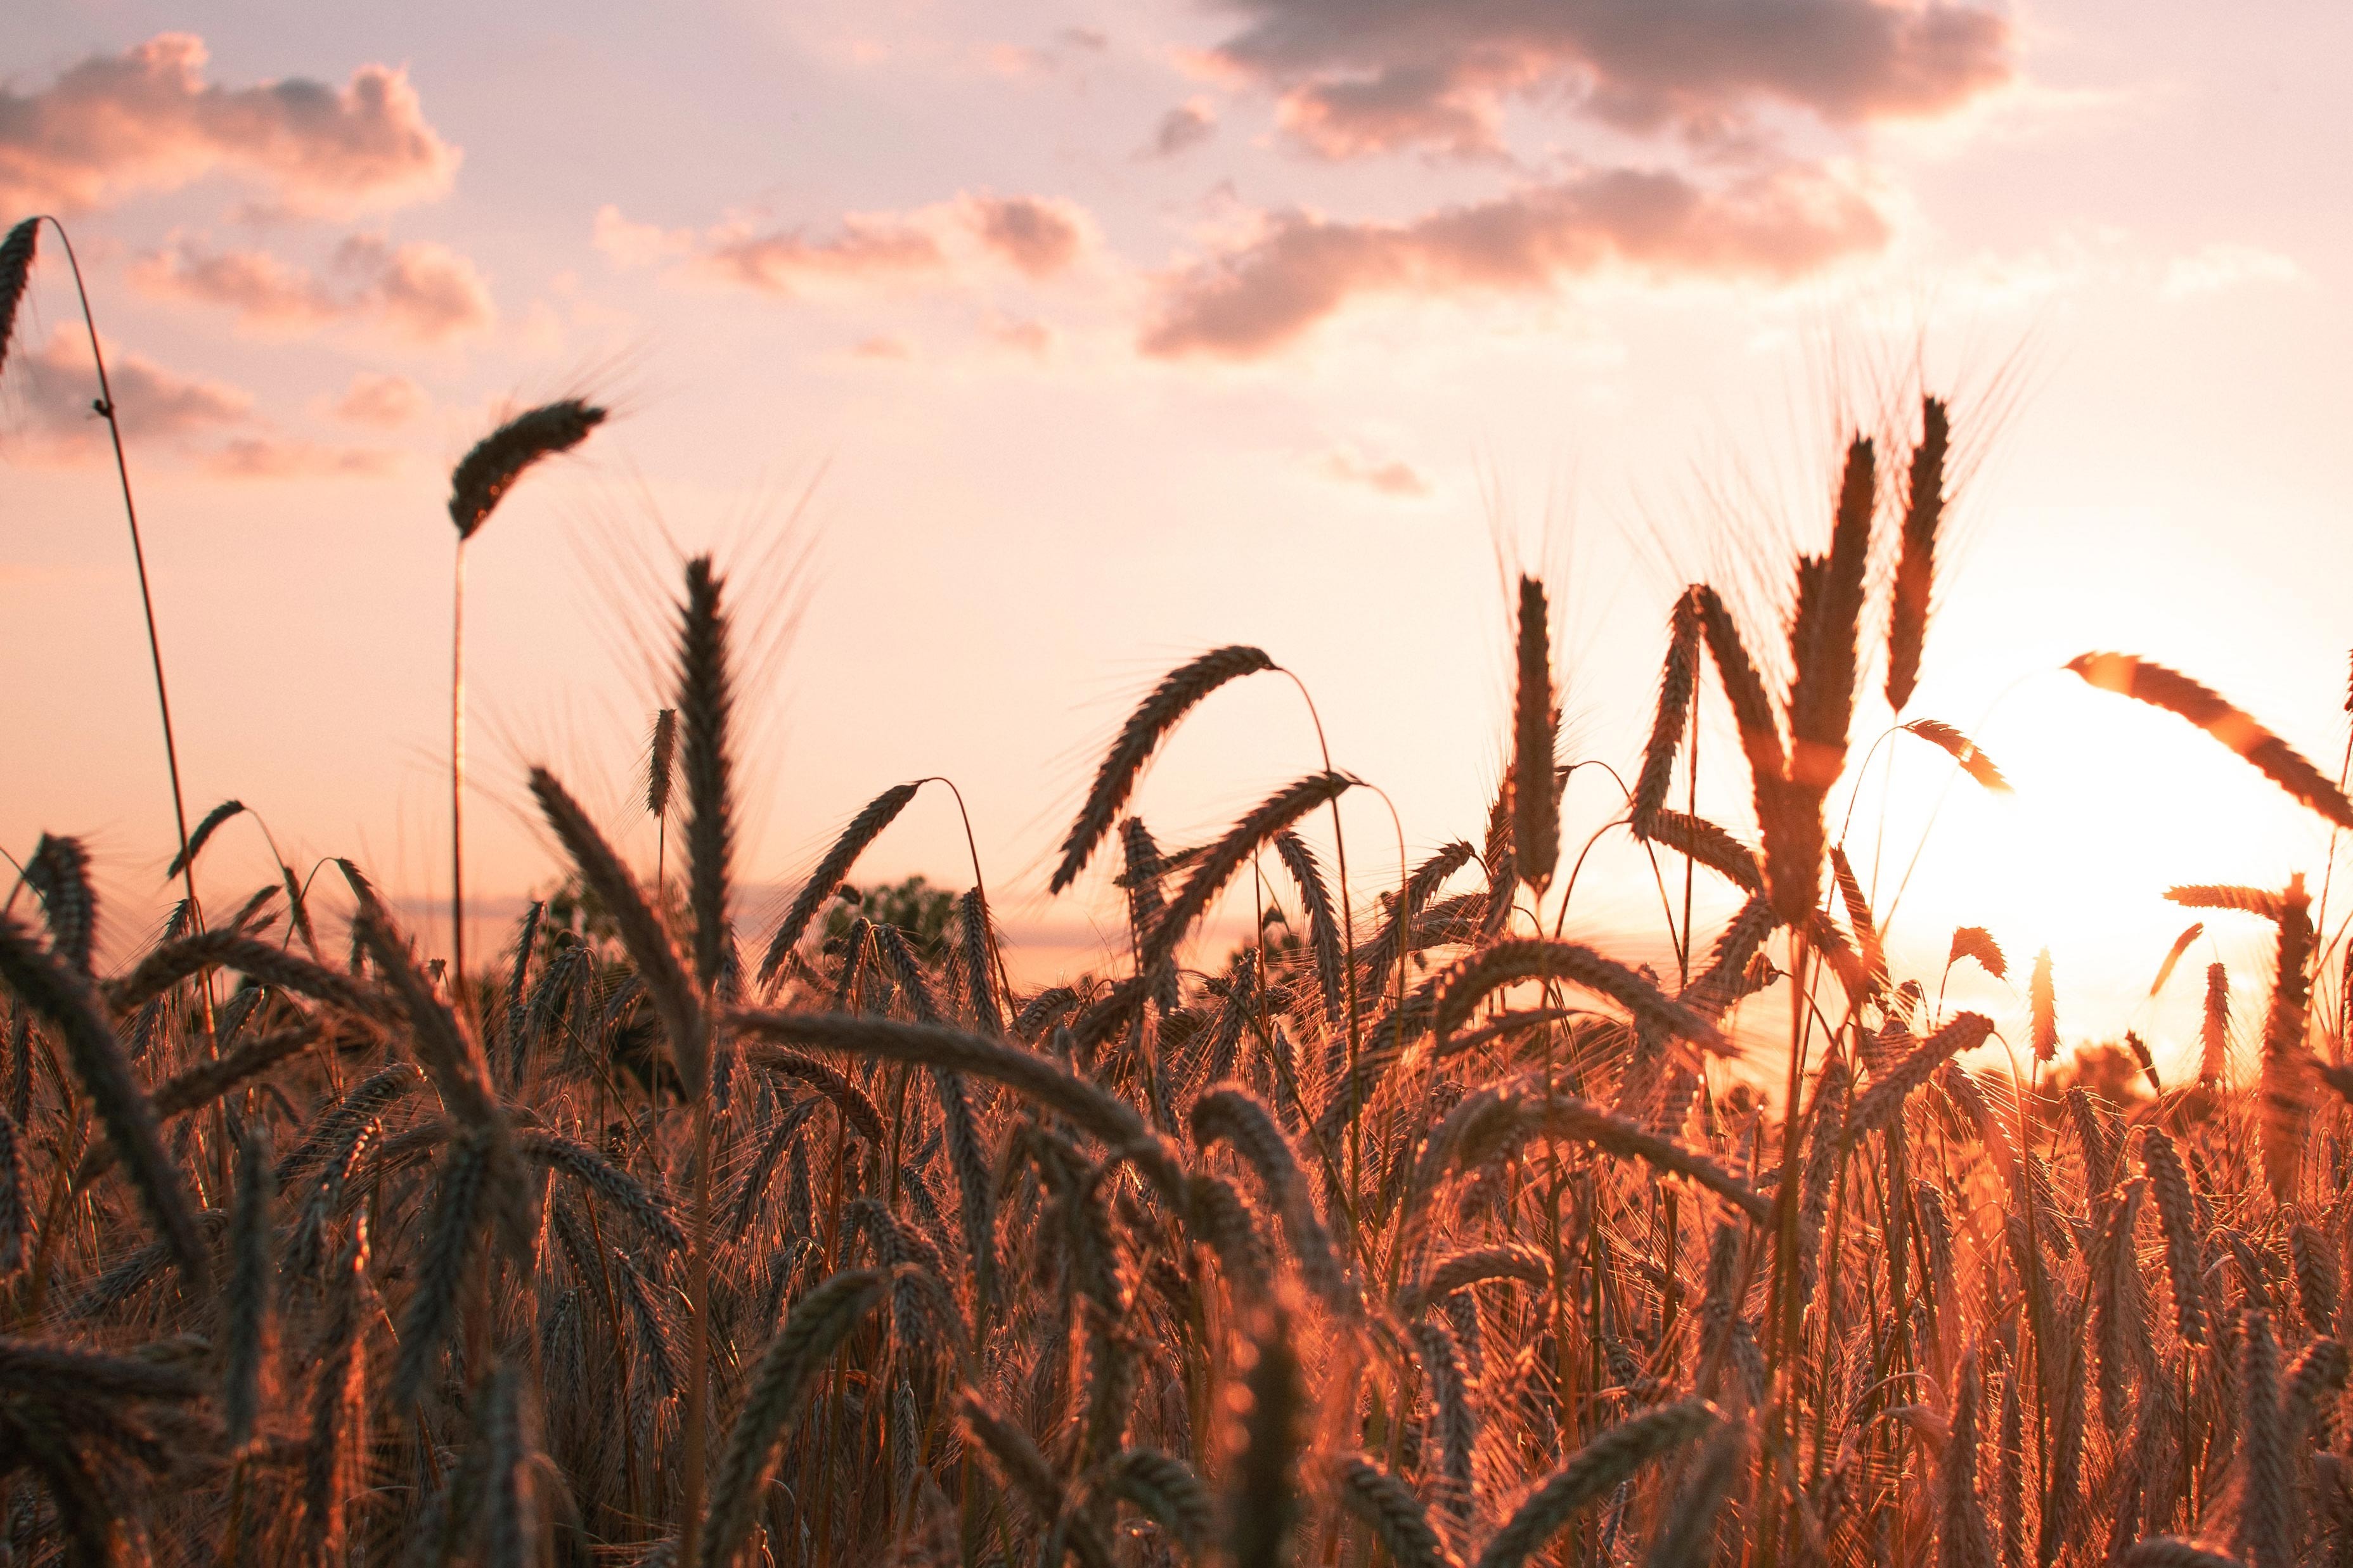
<box><xmin>6</xmin><ymin>2</ymin><xmax>2351</xmax><ymax>1077</ymax></box>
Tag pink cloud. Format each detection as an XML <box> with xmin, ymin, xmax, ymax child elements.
<box><xmin>703</xmin><ymin>216</ymin><xmax>944</xmax><ymax>293</ymax></box>
<box><xmin>131</xmin><ymin>233</ymin><xmax>494</xmax><ymax>342</ymax></box>
<box><xmin>1142</xmin><ymin>164</ymin><xmax>1887</xmax><ymax>359</ymax></box>
<box><xmin>967</xmin><ymin>196</ymin><xmax>1085</xmax><ymax>278</ymax></box>
<box><xmin>1321</xmin><ymin>446</ymin><xmax>1431</xmax><ymax>496</ymax></box>
<box><xmin>602</xmin><ymin>192</ymin><xmax>1094</xmax><ymax>297</ymax></box>
<box><xmin>201</xmin><ymin>435</ymin><xmax>396</xmax><ymax>479</ymax></box>
<box><xmin>14</xmin><ymin>328</ymin><xmax>252</xmax><ymax>449</ymax></box>
<box><xmin>1145</xmin><ymin>100</ymin><xmax>1219</xmax><ymax>159</ymax></box>
<box><xmin>0</xmin><ymin>34</ymin><xmax>458</xmax><ymax>212</ymax></box>
<box><xmin>332</xmin><ymin>371</ymin><xmax>427</xmax><ymax>427</ymax></box>
<box><xmin>1211</xmin><ymin>0</ymin><xmax>2012</xmax><ymax>158</ymax></box>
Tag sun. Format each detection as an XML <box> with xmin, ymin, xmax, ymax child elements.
<box><xmin>1843</xmin><ymin>670</ymin><xmax>2336</xmax><ymax>1076</ymax></box>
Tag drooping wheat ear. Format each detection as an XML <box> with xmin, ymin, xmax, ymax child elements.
<box><xmin>747</xmin><ymin>1047</ymin><xmax>889</xmax><ymax>1145</ymax></box>
<box><xmin>278</xmin><ymin>1064</ymin><xmax>419</xmax><ymax>1184</ymax></box>
<box><xmin>1512</xmin><ymin>575</ymin><xmax>1561</xmax><ymax>891</ymax></box>
<box><xmin>1107</xmin><ymin>1449</ymin><xmax>1215</xmax><ymax>1557</ymax></box>
<box><xmin>2028</xmin><ymin>947</ymin><xmax>2058</xmax><ymax>1062</ymax></box>
<box><xmin>1401</xmin><ymin>1242</ymin><xmax>1550</xmax><ymax>1316</ymax></box>
<box><xmin>1787</xmin><ymin>436</ymin><xmax>1874</xmax><ymax>795</ymax></box>
<box><xmin>1336</xmin><ymin>1454</ymin><xmax>1464</xmax><ymax>1568</ymax></box>
<box><xmin>1227</xmin><ymin>1304</ymin><xmax>1305</xmax><ymax>1568</ymax></box>
<box><xmin>1192</xmin><ymin>1087</ymin><xmax>1357</xmax><ymax>1316</ymax></box>
<box><xmin>1474</xmin><ymin>1399</ymin><xmax>1716</xmax><ymax>1568</ymax></box>
<box><xmin>1902</xmin><ymin>719</ymin><xmax>2011</xmax><ymax>792</ymax></box>
<box><xmin>1185</xmin><ymin>1173</ymin><xmax>1275</xmax><ymax>1305</ymax></box>
<box><xmin>699</xmin><ymin>1268</ymin><xmax>888</xmax><ymax>1568</ymax></box>
<box><xmin>648</xmin><ymin>707</ymin><xmax>677</xmax><ymax>817</ymax></box>
<box><xmin>165</xmin><ymin>798</ymin><xmax>247</xmax><ymax>880</ymax></box>
<box><xmin>756</xmin><ymin>780</ymin><xmax>922</xmax><ymax>984</ymax></box>
<box><xmin>2199</xmin><ymin>963</ymin><xmax>2233</xmax><ymax>1084</ymax></box>
<box><xmin>678</xmin><ymin>557</ymin><xmax>733</xmax><ymax>999</ymax></box>
<box><xmin>1050</xmin><ymin>645</ymin><xmax>1279</xmax><ymax>893</ymax></box>
<box><xmin>2290</xmin><ymin>1222</ymin><xmax>2338</xmax><ymax>1335</ymax></box>
<box><xmin>956</xmin><ymin>887</ymin><xmax>1003</xmax><ymax>1036</ymax></box>
<box><xmin>303</xmin><ymin>1216</ymin><xmax>368</xmax><ymax>1564</ymax></box>
<box><xmin>1843</xmin><ymin>1013</ymin><xmax>1996</xmax><ymax>1145</ymax></box>
<box><xmin>482</xmin><ymin>1361</ymin><xmax>533</xmax><ymax>1568</ymax></box>
<box><xmin>1941</xmin><ymin>1349</ymin><xmax>1993</xmax><ymax>1568</ymax></box>
<box><xmin>109</xmin><ymin>927</ymin><xmax>390</xmax><ymax>1021</ymax></box>
<box><xmin>2285</xmin><ymin>1337</ymin><xmax>2349</xmax><ymax>1450</ymax></box>
<box><xmin>1886</xmin><ymin>397</ymin><xmax>1948</xmax><ymax>713</ymax></box>
<box><xmin>0</xmin><ymin>916</ymin><xmax>207</xmax><ymax>1291</ymax></box>
<box><xmin>1634</xmin><ymin>587</ymin><xmax>1703</xmax><ymax>825</ymax></box>
<box><xmin>0</xmin><ymin>1110</ymin><xmax>25</xmax><ymax>1280</ymax></box>
<box><xmin>26</xmin><ymin>834</ymin><xmax>95</xmax><ymax>976</ymax></box>
<box><xmin>520</xmin><ymin>1131</ymin><xmax>684</xmax><ymax>1250</ymax></box>
<box><xmin>1411</xmin><ymin>1314</ymin><xmax>1477</xmax><ymax>1525</ymax></box>
<box><xmin>733</xmin><ymin>1012</ymin><xmax>1187</xmax><ymax>1200</ymax></box>
<box><xmin>2169</xmin><ymin>884</ymin><xmax>2288</xmax><ymax>919</ymax></box>
<box><xmin>2239</xmin><ymin>1308</ymin><xmax>2290</xmax><ymax>1568</ymax></box>
<box><xmin>0</xmin><ymin>1335</ymin><xmax>205</xmax><ymax>1404</ymax></box>
<box><xmin>63</xmin><ymin>1022</ymin><xmax>306</xmax><ymax>1185</ymax></box>
<box><xmin>2069</xmin><ymin>652</ymin><xmax>2353</xmax><ymax>828</ymax></box>
<box><xmin>1431</xmin><ymin>938</ymin><xmax>1731</xmax><ymax>1056</ymax></box>
<box><xmin>937</xmin><ymin>1065</ymin><xmax>999</xmax><ymax>1315</ymax></box>
<box><xmin>1642</xmin><ymin>1415</ymin><xmax>1742</xmax><ymax>1568</ymax></box>
<box><xmin>390</xmin><ymin>1127</ymin><xmax>490</xmax><ymax>1408</ymax></box>
<box><xmin>1417</xmin><ymin>1085</ymin><xmax>1769</xmax><ymax>1222</ymax></box>
<box><xmin>531</xmin><ymin>766</ymin><xmax>707</xmax><ymax>1094</ymax></box>
<box><xmin>0</xmin><ymin>217</ymin><xmax>35</xmax><ymax>373</ymax></box>
<box><xmin>1357</xmin><ymin>840</ymin><xmax>1468</xmax><ymax>977</ymax></box>
<box><xmin>2148</xmin><ymin>922</ymin><xmax>2205</xmax><ymax>999</ymax></box>
<box><xmin>2259</xmin><ymin>875</ymin><xmax>2315</xmax><ymax>1205</ymax></box>
<box><xmin>1265</xmin><ymin>835</ymin><xmax>1339</xmax><ymax>1027</ymax></box>
<box><xmin>224</xmin><ymin>1121</ymin><xmax>273</xmax><ymax>1451</ymax></box>
<box><xmin>2141</xmin><ymin>1128</ymin><xmax>2208</xmax><ymax>1346</ymax></box>
<box><xmin>1947</xmin><ymin>925</ymin><xmax>2006</xmax><ymax>980</ymax></box>
<box><xmin>1141</xmin><ymin>771</ymin><xmax>1356</xmax><ymax>982</ymax></box>
<box><xmin>448</xmin><ymin>399</ymin><xmax>607</xmax><ymax>541</ymax></box>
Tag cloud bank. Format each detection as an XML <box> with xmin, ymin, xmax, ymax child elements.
<box><xmin>1208</xmin><ymin>0</ymin><xmax>2013</xmax><ymax>158</ymax></box>
<box><xmin>1143</xmin><ymin>163</ymin><xmax>1887</xmax><ymax>357</ymax></box>
<box><xmin>0</xmin><ymin>34</ymin><xmax>459</xmax><ymax>212</ymax></box>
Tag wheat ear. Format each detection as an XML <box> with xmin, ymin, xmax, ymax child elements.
<box><xmin>0</xmin><ymin>916</ymin><xmax>207</xmax><ymax>1292</ymax></box>
<box><xmin>1431</xmin><ymin>938</ymin><xmax>1732</xmax><ymax>1056</ymax></box>
<box><xmin>1336</xmin><ymin>1454</ymin><xmax>1463</xmax><ymax>1568</ymax></box>
<box><xmin>698</xmin><ymin>1268</ymin><xmax>889</xmax><ymax>1568</ymax></box>
<box><xmin>756</xmin><ymin>781</ymin><xmax>922</xmax><ymax>984</ymax></box>
<box><xmin>1886</xmin><ymin>396</ymin><xmax>1948</xmax><ymax>712</ymax></box>
<box><xmin>1474</xmin><ymin>1399</ymin><xmax>1717</xmax><ymax>1568</ymax></box>
<box><xmin>2070</xmin><ymin>652</ymin><xmax>2353</xmax><ymax>828</ymax></box>
<box><xmin>1050</xmin><ymin>645</ymin><xmax>1278</xmax><ymax>892</ymax></box>
<box><xmin>1512</xmin><ymin>575</ymin><xmax>1561</xmax><ymax>889</ymax></box>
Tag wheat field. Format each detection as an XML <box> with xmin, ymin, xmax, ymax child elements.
<box><xmin>8</xmin><ymin>212</ymin><xmax>2353</xmax><ymax>1568</ymax></box>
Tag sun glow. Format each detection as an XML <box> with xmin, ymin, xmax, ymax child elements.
<box><xmin>1850</xmin><ymin>670</ymin><xmax>2341</xmax><ymax>1079</ymax></box>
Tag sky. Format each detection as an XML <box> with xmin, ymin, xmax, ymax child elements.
<box><xmin>4</xmin><ymin>1</ymin><xmax>2352</xmax><ymax>1081</ymax></box>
